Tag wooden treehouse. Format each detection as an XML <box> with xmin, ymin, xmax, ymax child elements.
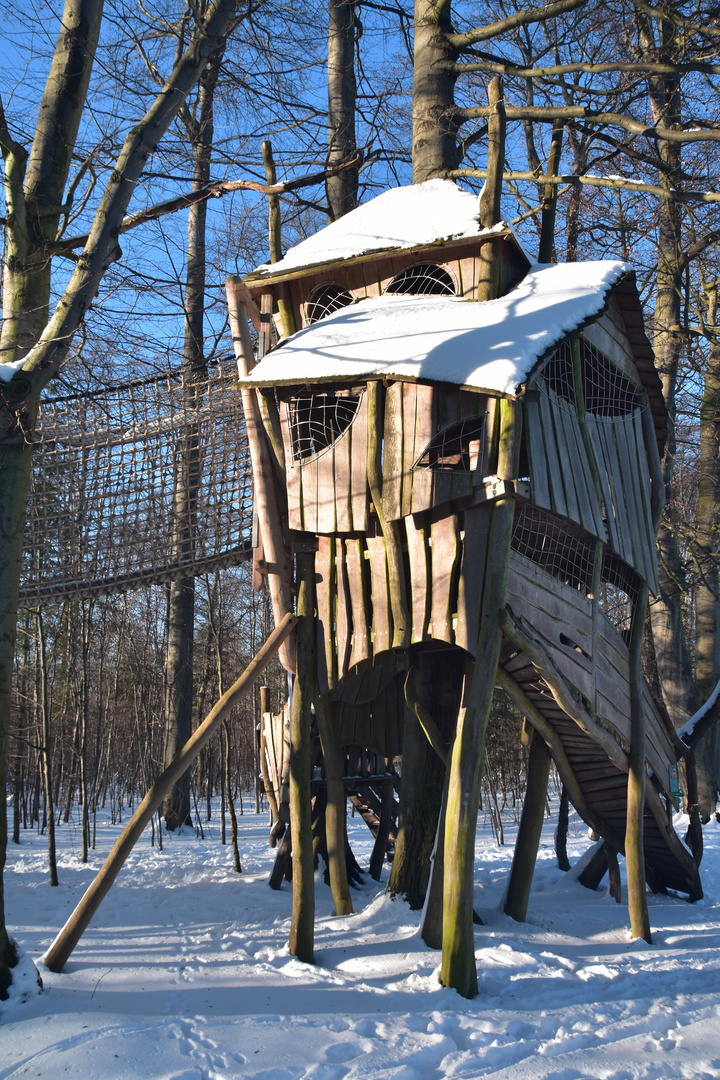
<box><xmin>225</xmin><ymin>178</ymin><xmax>702</xmax><ymax>993</ymax></box>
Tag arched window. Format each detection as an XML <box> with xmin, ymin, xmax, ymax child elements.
<box><xmin>287</xmin><ymin>389</ymin><xmax>362</xmax><ymax>462</ymax></box>
<box><xmin>385</xmin><ymin>263</ymin><xmax>456</xmax><ymax>297</ymax></box>
<box><xmin>305</xmin><ymin>282</ymin><xmax>354</xmax><ymax>325</ymax></box>
<box><xmin>414</xmin><ymin>416</ymin><xmax>485</xmax><ymax>472</ymax></box>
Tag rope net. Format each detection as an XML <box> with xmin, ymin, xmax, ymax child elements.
<box><xmin>20</xmin><ymin>363</ymin><xmax>253</xmax><ymax>607</ymax></box>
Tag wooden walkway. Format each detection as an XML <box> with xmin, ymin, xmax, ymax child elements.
<box><xmin>501</xmin><ymin>552</ymin><xmax>702</xmax><ymax>900</ymax></box>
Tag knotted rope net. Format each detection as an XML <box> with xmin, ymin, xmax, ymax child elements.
<box><xmin>20</xmin><ymin>362</ymin><xmax>253</xmax><ymax>607</ymax></box>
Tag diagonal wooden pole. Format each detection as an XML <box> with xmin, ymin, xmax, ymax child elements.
<box><xmin>43</xmin><ymin>612</ymin><xmax>297</xmax><ymax>974</ymax></box>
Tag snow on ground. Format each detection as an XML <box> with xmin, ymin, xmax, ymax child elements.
<box><xmin>2</xmin><ymin>799</ymin><xmax>720</xmax><ymax>1080</ymax></box>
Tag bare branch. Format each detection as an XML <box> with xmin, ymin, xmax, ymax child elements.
<box><xmin>447</xmin><ymin>167</ymin><xmax>720</xmax><ymax>203</ymax></box>
<box><xmin>50</xmin><ymin>157</ymin><xmax>362</xmax><ymax>253</ymax></box>
<box><xmin>457</xmin><ymin>103</ymin><xmax>720</xmax><ymax>142</ymax></box>
<box><xmin>447</xmin><ymin>0</ymin><xmax>589</xmax><ymax>49</ymax></box>
<box><xmin>454</xmin><ymin>59</ymin><xmax>720</xmax><ymax>77</ymax></box>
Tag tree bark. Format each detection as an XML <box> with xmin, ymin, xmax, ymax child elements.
<box><xmin>327</xmin><ymin>0</ymin><xmax>358</xmax><ymax>220</ymax></box>
<box><xmin>412</xmin><ymin>0</ymin><xmax>459</xmax><ymax>183</ymax></box>
<box><xmin>288</xmin><ymin>552</ymin><xmax>316</xmax><ymax>963</ymax></box>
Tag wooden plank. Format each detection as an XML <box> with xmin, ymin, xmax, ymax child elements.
<box><xmin>524</xmin><ymin>397</ymin><xmax>551</xmax><ymax>509</ymax></box>
<box><xmin>459</xmin><ymin>254</ymin><xmax>476</xmax><ymax>299</ymax></box>
<box><xmin>279</xmin><ymin>398</ymin><xmax>303</xmax><ymax>530</ymax></box>
<box><xmin>556</xmin><ymin>404</ymin><xmax>593</xmax><ymax>530</ymax></box>
<box><xmin>508</xmin><ymin>552</ymin><xmax>595</xmax><ymax>626</ymax></box>
<box><xmin>456</xmin><ymin>503</ymin><xmax>490</xmax><ymax>654</ymax></box>
<box><xmin>316</xmin><ymin>447</ymin><xmax>337</xmax><ymax>535</ymax></box>
<box><xmin>537</xmin><ymin>391</ymin><xmax>568</xmax><ymax>519</ymax></box>
<box><xmin>631</xmin><ymin>410</ymin><xmax>659</xmax><ymax>593</ymax></box>
<box><xmin>612</xmin><ymin>416</ymin><xmax>648</xmax><ymax>580</ymax></box>
<box><xmin>550</xmin><ymin>391</ymin><xmax>581</xmax><ymax>522</ymax></box>
<box><xmin>406</xmin><ymin>513</ymin><xmax>431</xmax><ymax>643</ymax></box>
<box><xmin>299</xmin><ymin>452</ymin><xmax>319</xmax><ymax>534</ymax></box>
<box><xmin>401</xmin><ymin>382</ymin><xmax>418</xmax><ymax>518</ymax></box>
<box><xmin>333</xmin><ymin>424</ymin><xmax>352</xmax><ymax>533</ymax></box>
<box><xmin>350</xmin><ymin>390</ymin><xmax>369</xmax><ymax>532</ymax></box>
<box><xmin>347</xmin><ymin>538</ymin><xmax>371</xmax><ymax>670</ymax></box>
<box><xmin>335</xmin><ymin>540</ymin><xmax>352</xmax><ymax>679</ymax></box>
<box><xmin>432</xmin><ymin>388</ymin><xmax>461</xmax><ymax>510</ymax></box>
<box><xmin>586</xmin><ymin>414</ymin><xmax>621</xmax><ymax>554</ymax></box>
<box><xmin>382</xmin><ymin>381</ymin><xmax>404</xmax><ymax>521</ymax></box>
<box><xmin>411</xmin><ymin>383</ymin><xmax>435</xmax><ymax>513</ymax></box>
<box><xmin>474</xmin><ymin>395</ymin><xmax>496</xmax><ymax>489</ymax></box>
<box><xmin>315</xmin><ymin>536</ymin><xmax>336</xmax><ymax>694</ymax></box>
<box><xmin>429</xmin><ymin>512</ymin><xmax>460</xmax><ymax>644</ymax></box>
<box><xmin>366</xmin><ymin>533</ymin><xmax>392</xmax><ymax>656</ymax></box>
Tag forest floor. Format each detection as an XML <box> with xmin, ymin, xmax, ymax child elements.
<box><xmin>1</xmin><ymin>794</ymin><xmax>719</xmax><ymax>1079</ymax></box>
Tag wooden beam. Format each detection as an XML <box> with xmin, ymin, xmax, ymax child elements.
<box><xmin>43</xmin><ymin>613</ymin><xmax>297</xmax><ymax>973</ymax></box>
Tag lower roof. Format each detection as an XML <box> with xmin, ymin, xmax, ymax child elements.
<box><xmin>238</xmin><ymin>260</ymin><xmax>665</xmax><ymax>451</ymax></box>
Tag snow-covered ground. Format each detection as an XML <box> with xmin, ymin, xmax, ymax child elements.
<box><xmin>2</xmin><ymin>798</ymin><xmax>720</xmax><ymax>1079</ymax></box>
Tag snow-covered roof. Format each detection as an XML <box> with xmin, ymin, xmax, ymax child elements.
<box><xmin>238</xmin><ymin>260</ymin><xmax>630</xmax><ymax>394</ymax></box>
<box><xmin>249</xmin><ymin>179</ymin><xmax>515</xmax><ymax>279</ymax></box>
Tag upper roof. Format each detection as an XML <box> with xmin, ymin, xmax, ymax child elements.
<box><xmin>238</xmin><ymin>260</ymin><xmax>632</xmax><ymax>395</ymax></box>
<box><xmin>247</xmin><ymin>179</ymin><xmax>527</xmax><ymax>281</ymax></box>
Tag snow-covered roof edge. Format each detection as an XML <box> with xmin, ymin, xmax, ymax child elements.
<box><xmin>238</xmin><ymin>260</ymin><xmax>631</xmax><ymax>396</ymax></box>
<box><xmin>246</xmin><ymin>180</ymin><xmax>530</xmax><ymax>281</ymax></box>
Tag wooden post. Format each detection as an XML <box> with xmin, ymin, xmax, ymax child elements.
<box><xmin>440</xmin><ymin>398</ymin><xmax>520</xmax><ymax>998</ymax></box>
<box><xmin>504</xmin><ymin>727</ymin><xmax>552</xmax><ymax>922</ymax></box>
<box><xmin>261</xmin><ymin>139</ymin><xmax>296</xmax><ymax>339</ymax></box>
<box><xmin>226</xmin><ymin>278</ymin><xmax>296</xmax><ymax>672</ymax></box>
<box><xmin>43</xmin><ymin>613</ymin><xmax>297</xmax><ymax>973</ymax></box>
<box><xmin>366</xmin><ymin>380</ymin><xmax>410</xmax><ymax>648</ymax></box>
<box><xmin>477</xmin><ymin>76</ymin><xmax>506</xmax><ymax>303</ymax></box>
<box><xmin>538</xmin><ymin>120</ymin><xmax>564</xmax><ymax>264</ymax></box>
<box><xmin>626</xmin><ymin>586</ymin><xmax>652</xmax><ymax>943</ymax></box>
<box><xmin>369</xmin><ymin>776</ymin><xmax>394</xmax><ymax>881</ymax></box>
<box><xmin>288</xmin><ymin>550</ymin><xmax>316</xmax><ymax>962</ymax></box>
<box><xmin>314</xmin><ymin>694</ymin><xmax>353</xmax><ymax>914</ymax></box>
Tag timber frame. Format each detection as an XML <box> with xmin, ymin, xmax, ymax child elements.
<box><xmin>226</xmin><ymin>181</ymin><xmax>701</xmax><ymax>998</ymax></box>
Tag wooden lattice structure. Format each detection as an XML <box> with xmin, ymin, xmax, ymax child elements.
<box><xmin>20</xmin><ymin>363</ymin><xmax>253</xmax><ymax>606</ymax></box>
<box><xmin>227</xmin><ymin>179</ymin><xmax>702</xmax><ymax>995</ymax></box>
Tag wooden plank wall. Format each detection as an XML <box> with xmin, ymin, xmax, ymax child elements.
<box><xmin>284</xmin><ymin>237</ymin><xmax>528</xmax><ymax>327</ymax></box>
<box><xmin>526</xmin><ymin>346</ymin><xmax>658</xmax><ymax>593</ymax></box>
<box><xmin>507</xmin><ymin>549</ymin><xmax>673</xmax><ymax>790</ymax></box>
<box><xmin>278</xmin><ymin>391</ymin><xmax>369</xmax><ymax>535</ymax></box>
<box><xmin>313</xmin><ymin>504</ymin><xmax>494</xmax><ymax>696</ymax></box>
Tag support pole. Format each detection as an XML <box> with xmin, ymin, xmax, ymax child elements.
<box><xmin>504</xmin><ymin>728</ymin><xmax>551</xmax><ymax>922</ymax></box>
<box><xmin>626</xmin><ymin>587</ymin><xmax>652</xmax><ymax>943</ymax></box>
<box><xmin>440</xmin><ymin>398</ymin><xmax>521</xmax><ymax>998</ymax></box>
<box><xmin>315</xmin><ymin>695</ymin><xmax>353</xmax><ymax>914</ymax></box>
<box><xmin>288</xmin><ymin>551</ymin><xmax>316</xmax><ymax>962</ymax></box>
<box><xmin>44</xmin><ymin>613</ymin><xmax>297</xmax><ymax>973</ymax></box>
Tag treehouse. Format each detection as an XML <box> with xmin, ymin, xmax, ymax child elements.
<box><xmin>227</xmin><ymin>179</ymin><xmax>701</xmax><ymax>976</ymax></box>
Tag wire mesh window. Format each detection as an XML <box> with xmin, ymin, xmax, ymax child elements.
<box><xmin>581</xmin><ymin>338</ymin><xmax>641</xmax><ymax>416</ymax></box>
<box><xmin>414</xmin><ymin>415</ymin><xmax>485</xmax><ymax>472</ymax></box>
<box><xmin>599</xmin><ymin>550</ymin><xmax>640</xmax><ymax>638</ymax></box>
<box><xmin>288</xmin><ymin>389</ymin><xmax>362</xmax><ymax>462</ymax></box>
<box><xmin>305</xmin><ymin>282</ymin><xmax>354</xmax><ymax>324</ymax></box>
<box><xmin>385</xmin><ymin>263</ymin><xmax>456</xmax><ymax>297</ymax></box>
<box><xmin>511</xmin><ymin>503</ymin><xmax>596</xmax><ymax>594</ymax></box>
<box><xmin>537</xmin><ymin>341</ymin><xmax>576</xmax><ymax>406</ymax></box>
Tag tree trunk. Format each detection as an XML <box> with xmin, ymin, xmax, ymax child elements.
<box><xmin>162</xmin><ymin>51</ymin><xmax>222</xmax><ymax>830</ymax></box>
<box><xmin>412</xmin><ymin>0</ymin><xmax>459</xmax><ymax>183</ymax></box>
<box><xmin>327</xmin><ymin>0</ymin><xmax>358</xmax><ymax>220</ymax></box>
<box><xmin>315</xmin><ymin>695</ymin><xmax>352</xmax><ymax>914</ymax></box>
<box><xmin>694</xmin><ymin>300</ymin><xmax>720</xmax><ymax>815</ymax></box>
